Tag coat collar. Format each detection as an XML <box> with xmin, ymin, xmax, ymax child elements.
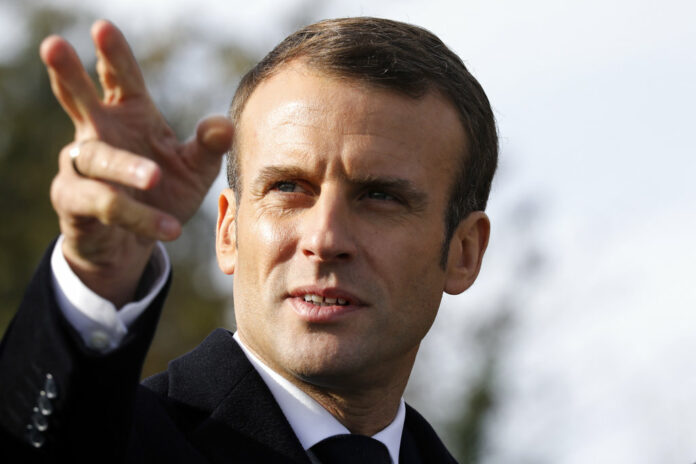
<box><xmin>164</xmin><ymin>328</ymin><xmax>310</xmax><ymax>463</ymax></box>
<box><xmin>159</xmin><ymin>328</ymin><xmax>453</xmax><ymax>463</ymax></box>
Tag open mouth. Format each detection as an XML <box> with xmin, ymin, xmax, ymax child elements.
<box><xmin>302</xmin><ymin>294</ymin><xmax>350</xmax><ymax>306</ymax></box>
<box><xmin>288</xmin><ymin>289</ymin><xmax>362</xmax><ymax>322</ymax></box>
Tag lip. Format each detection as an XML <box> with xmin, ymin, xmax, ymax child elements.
<box><xmin>287</xmin><ymin>286</ymin><xmax>366</xmax><ymax>323</ymax></box>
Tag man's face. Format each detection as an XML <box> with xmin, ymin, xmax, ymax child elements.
<box><xmin>217</xmin><ymin>63</ymin><xmax>469</xmax><ymax>390</ymax></box>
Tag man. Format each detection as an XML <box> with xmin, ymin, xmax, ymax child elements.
<box><xmin>0</xmin><ymin>17</ymin><xmax>496</xmax><ymax>463</ymax></box>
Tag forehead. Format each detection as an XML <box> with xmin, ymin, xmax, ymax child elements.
<box><xmin>235</xmin><ymin>63</ymin><xmax>466</xmax><ymax>187</ymax></box>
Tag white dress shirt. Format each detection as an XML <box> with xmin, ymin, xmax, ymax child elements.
<box><xmin>50</xmin><ymin>235</ymin><xmax>170</xmax><ymax>352</ymax></box>
<box><xmin>49</xmin><ymin>237</ymin><xmax>404</xmax><ymax>463</ymax></box>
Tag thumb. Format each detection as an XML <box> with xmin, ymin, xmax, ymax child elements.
<box><xmin>195</xmin><ymin>115</ymin><xmax>234</xmax><ymax>157</ymax></box>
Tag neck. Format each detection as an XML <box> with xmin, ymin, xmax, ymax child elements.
<box><xmin>300</xmin><ymin>379</ymin><xmax>406</xmax><ymax>435</ymax></box>
<box><xmin>235</xmin><ymin>330</ymin><xmax>417</xmax><ymax>435</ymax></box>
<box><xmin>290</xmin><ymin>351</ymin><xmax>416</xmax><ymax>436</ymax></box>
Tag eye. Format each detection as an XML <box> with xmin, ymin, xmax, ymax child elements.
<box><xmin>272</xmin><ymin>181</ymin><xmax>302</xmax><ymax>193</ymax></box>
<box><xmin>365</xmin><ymin>190</ymin><xmax>397</xmax><ymax>202</ymax></box>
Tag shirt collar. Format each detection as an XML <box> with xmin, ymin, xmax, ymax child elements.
<box><xmin>233</xmin><ymin>332</ymin><xmax>405</xmax><ymax>463</ymax></box>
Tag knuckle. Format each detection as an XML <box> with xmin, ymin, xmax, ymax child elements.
<box><xmin>49</xmin><ymin>177</ymin><xmax>64</xmax><ymax>209</ymax></box>
<box><xmin>72</xmin><ymin>139</ymin><xmax>104</xmax><ymax>176</ymax></box>
<box><xmin>127</xmin><ymin>213</ymin><xmax>149</xmax><ymax>235</ymax></box>
<box><xmin>95</xmin><ymin>188</ymin><xmax>121</xmax><ymax>224</ymax></box>
<box><xmin>58</xmin><ymin>145</ymin><xmax>72</xmax><ymax>167</ymax></box>
<box><xmin>90</xmin><ymin>150</ymin><xmax>110</xmax><ymax>174</ymax></box>
<box><xmin>80</xmin><ymin>148</ymin><xmax>96</xmax><ymax>174</ymax></box>
<box><xmin>121</xmin><ymin>201</ymin><xmax>151</xmax><ymax>233</ymax></box>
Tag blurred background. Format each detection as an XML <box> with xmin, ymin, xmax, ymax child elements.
<box><xmin>1</xmin><ymin>0</ymin><xmax>694</xmax><ymax>462</ymax></box>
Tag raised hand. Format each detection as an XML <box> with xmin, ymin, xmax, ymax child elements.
<box><xmin>41</xmin><ymin>20</ymin><xmax>233</xmax><ymax>306</ymax></box>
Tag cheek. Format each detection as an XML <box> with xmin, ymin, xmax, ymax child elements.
<box><xmin>256</xmin><ymin>216</ymin><xmax>289</xmax><ymax>247</ymax></box>
<box><xmin>238</xmin><ymin>213</ymin><xmax>298</xmax><ymax>281</ymax></box>
<box><xmin>377</xmin><ymin>229</ymin><xmax>446</xmax><ymax>312</ymax></box>
<box><xmin>376</xmin><ymin>226</ymin><xmax>443</xmax><ymax>275</ymax></box>
<box><xmin>234</xmin><ymin>215</ymin><xmax>298</xmax><ymax>329</ymax></box>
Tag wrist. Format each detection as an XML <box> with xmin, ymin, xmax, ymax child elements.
<box><xmin>61</xmin><ymin>239</ymin><xmax>156</xmax><ymax>308</ymax></box>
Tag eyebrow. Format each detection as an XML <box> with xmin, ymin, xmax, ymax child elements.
<box><xmin>253</xmin><ymin>165</ymin><xmax>429</xmax><ymax>212</ymax></box>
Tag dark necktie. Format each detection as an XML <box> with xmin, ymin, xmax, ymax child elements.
<box><xmin>311</xmin><ymin>434</ymin><xmax>391</xmax><ymax>464</ymax></box>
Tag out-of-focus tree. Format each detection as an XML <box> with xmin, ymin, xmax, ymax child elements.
<box><xmin>0</xmin><ymin>6</ymin><xmax>73</xmax><ymax>331</ymax></box>
<box><xmin>446</xmin><ymin>309</ymin><xmax>511</xmax><ymax>463</ymax></box>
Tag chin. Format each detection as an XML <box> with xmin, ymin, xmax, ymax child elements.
<box><xmin>281</xmin><ymin>341</ymin><xmax>377</xmax><ymax>387</ymax></box>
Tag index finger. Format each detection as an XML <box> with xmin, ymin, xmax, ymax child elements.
<box><xmin>91</xmin><ymin>20</ymin><xmax>148</xmax><ymax>102</ymax></box>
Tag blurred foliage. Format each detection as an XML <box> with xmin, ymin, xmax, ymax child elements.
<box><xmin>0</xmin><ymin>6</ymin><xmax>73</xmax><ymax>331</ymax></box>
<box><xmin>446</xmin><ymin>309</ymin><xmax>511</xmax><ymax>463</ymax></box>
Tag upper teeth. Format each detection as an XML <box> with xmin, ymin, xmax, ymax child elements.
<box><xmin>304</xmin><ymin>294</ymin><xmax>348</xmax><ymax>306</ymax></box>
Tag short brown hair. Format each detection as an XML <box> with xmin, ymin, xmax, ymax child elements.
<box><xmin>227</xmin><ymin>17</ymin><xmax>497</xmax><ymax>265</ymax></box>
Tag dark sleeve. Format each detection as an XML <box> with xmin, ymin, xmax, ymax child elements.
<box><xmin>0</xmin><ymin>239</ymin><xmax>171</xmax><ymax>463</ymax></box>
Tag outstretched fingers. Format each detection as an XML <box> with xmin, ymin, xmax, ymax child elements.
<box><xmin>91</xmin><ymin>20</ymin><xmax>148</xmax><ymax>102</ymax></box>
<box><xmin>40</xmin><ymin>36</ymin><xmax>101</xmax><ymax>128</ymax></box>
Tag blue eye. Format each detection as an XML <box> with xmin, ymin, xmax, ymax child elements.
<box><xmin>274</xmin><ymin>181</ymin><xmax>299</xmax><ymax>193</ymax></box>
<box><xmin>366</xmin><ymin>191</ymin><xmax>396</xmax><ymax>201</ymax></box>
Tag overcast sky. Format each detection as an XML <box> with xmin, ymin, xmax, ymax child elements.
<box><xmin>6</xmin><ymin>0</ymin><xmax>696</xmax><ymax>462</ymax></box>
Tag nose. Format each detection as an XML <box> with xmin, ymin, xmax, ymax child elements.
<box><xmin>299</xmin><ymin>187</ymin><xmax>356</xmax><ymax>262</ymax></box>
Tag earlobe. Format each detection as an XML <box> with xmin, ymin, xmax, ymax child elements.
<box><xmin>216</xmin><ymin>188</ymin><xmax>238</xmax><ymax>275</ymax></box>
<box><xmin>444</xmin><ymin>211</ymin><xmax>490</xmax><ymax>295</ymax></box>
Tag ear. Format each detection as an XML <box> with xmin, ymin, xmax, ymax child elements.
<box><xmin>216</xmin><ymin>188</ymin><xmax>238</xmax><ymax>275</ymax></box>
<box><xmin>444</xmin><ymin>211</ymin><xmax>490</xmax><ymax>295</ymax></box>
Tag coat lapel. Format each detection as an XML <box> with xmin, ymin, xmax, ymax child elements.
<box><xmin>157</xmin><ymin>329</ymin><xmax>455</xmax><ymax>463</ymax></box>
<box><xmin>401</xmin><ymin>404</ymin><xmax>457</xmax><ymax>464</ymax></box>
<box><xmin>399</xmin><ymin>426</ymin><xmax>422</xmax><ymax>464</ymax></box>
<box><xmin>164</xmin><ymin>329</ymin><xmax>310</xmax><ymax>463</ymax></box>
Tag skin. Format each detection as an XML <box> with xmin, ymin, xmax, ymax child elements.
<box><xmin>216</xmin><ymin>63</ymin><xmax>490</xmax><ymax>434</ymax></box>
<box><xmin>42</xmin><ymin>20</ymin><xmax>233</xmax><ymax>307</ymax></box>
<box><xmin>43</xmin><ymin>21</ymin><xmax>489</xmax><ymax>436</ymax></box>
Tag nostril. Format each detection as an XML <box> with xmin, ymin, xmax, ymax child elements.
<box><xmin>301</xmin><ymin>247</ymin><xmax>352</xmax><ymax>261</ymax></box>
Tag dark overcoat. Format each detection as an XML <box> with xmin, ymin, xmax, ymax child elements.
<box><xmin>0</xmin><ymin>243</ymin><xmax>457</xmax><ymax>463</ymax></box>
